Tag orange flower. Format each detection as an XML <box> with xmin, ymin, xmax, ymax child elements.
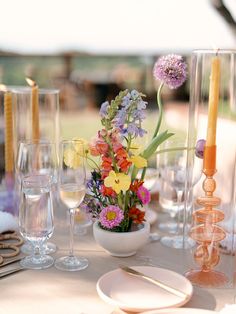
<box><xmin>96</xmin><ymin>140</ymin><xmax>109</xmax><ymax>154</ymax></box>
<box><xmin>115</xmin><ymin>147</ymin><xmax>128</xmax><ymax>159</ymax></box>
<box><xmin>117</xmin><ymin>158</ymin><xmax>132</xmax><ymax>173</ymax></box>
<box><xmin>89</xmin><ymin>140</ymin><xmax>100</xmax><ymax>156</ymax></box>
<box><xmin>130</xmin><ymin>179</ymin><xmax>144</xmax><ymax>192</ymax></box>
<box><xmin>101</xmin><ymin>185</ymin><xmax>116</xmax><ymax>197</ymax></box>
<box><xmin>128</xmin><ymin>207</ymin><xmax>145</xmax><ymax>224</ymax></box>
<box><xmin>101</xmin><ymin>156</ymin><xmax>113</xmax><ymax>171</ymax></box>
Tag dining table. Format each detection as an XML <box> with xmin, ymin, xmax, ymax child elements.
<box><xmin>1</xmin><ymin>202</ymin><xmax>236</xmax><ymax>314</ymax></box>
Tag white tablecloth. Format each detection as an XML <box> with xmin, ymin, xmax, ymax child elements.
<box><xmin>1</xmin><ymin>205</ymin><xmax>235</xmax><ymax>314</ymax></box>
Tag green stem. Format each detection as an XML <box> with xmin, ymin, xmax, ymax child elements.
<box><xmin>86</xmin><ymin>156</ymin><xmax>100</xmax><ymax>170</ymax></box>
<box><xmin>156</xmin><ymin>146</ymin><xmax>195</xmax><ymax>155</ymax></box>
<box><xmin>140</xmin><ymin>167</ymin><xmax>146</xmax><ymax>181</ymax></box>
<box><xmin>118</xmin><ymin>193</ymin><xmax>123</xmax><ymax>210</ymax></box>
<box><xmin>153</xmin><ymin>82</ymin><xmax>164</xmax><ymax>139</ymax></box>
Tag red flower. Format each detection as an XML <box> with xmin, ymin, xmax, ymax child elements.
<box><xmin>130</xmin><ymin>179</ymin><xmax>144</xmax><ymax>192</ymax></box>
<box><xmin>101</xmin><ymin>156</ymin><xmax>113</xmax><ymax>171</ymax></box>
<box><xmin>115</xmin><ymin>147</ymin><xmax>128</xmax><ymax>159</ymax></box>
<box><xmin>113</xmin><ymin>143</ymin><xmax>123</xmax><ymax>153</ymax></box>
<box><xmin>96</xmin><ymin>140</ymin><xmax>109</xmax><ymax>155</ymax></box>
<box><xmin>101</xmin><ymin>170</ymin><xmax>110</xmax><ymax>180</ymax></box>
<box><xmin>128</xmin><ymin>207</ymin><xmax>145</xmax><ymax>224</ymax></box>
<box><xmin>117</xmin><ymin>158</ymin><xmax>132</xmax><ymax>173</ymax></box>
<box><xmin>101</xmin><ymin>185</ymin><xmax>116</xmax><ymax>197</ymax></box>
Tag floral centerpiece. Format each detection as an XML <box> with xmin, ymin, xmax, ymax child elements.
<box><xmin>67</xmin><ymin>54</ymin><xmax>187</xmax><ymax>234</ymax></box>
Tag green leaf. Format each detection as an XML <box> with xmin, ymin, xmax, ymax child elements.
<box><xmin>142</xmin><ymin>131</ymin><xmax>174</xmax><ymax>159</ymax></box>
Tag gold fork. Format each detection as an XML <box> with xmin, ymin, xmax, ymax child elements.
<box><xmin>119</xmin><ymin>265</ymin><xmax>190</xmax><ymax>299</ymax></box>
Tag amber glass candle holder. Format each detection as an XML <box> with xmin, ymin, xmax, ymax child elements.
<box><xmin>184</xmin><ymin>50</ymin><xmax>236</xmax><ymax>288</ymax></box>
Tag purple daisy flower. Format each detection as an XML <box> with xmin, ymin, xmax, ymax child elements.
<box><xmin>153</xmin><ymin>54</ymin><xmax>187</xmax><ymax>89</ymax></box>
<box><xmin>99</xmin><ymin>205</ymin><xmax>124</xmax><ymax>229</ymax></box>
<box><xmin>195</xmin><ymin>139</ymin><xmax>206</xmax><ymax>159</ymax></box>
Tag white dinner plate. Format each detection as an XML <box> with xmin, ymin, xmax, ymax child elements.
<box><xmin>96</xmin><ymin>266</ymin><xmax>193</xmax><ymax>312</ymax></box>
<box><xmin>144</xmin><ymin>308</ymin><xmax>216</xmax><ymax>314</ymax></box>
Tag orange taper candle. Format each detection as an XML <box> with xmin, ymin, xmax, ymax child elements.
<box><xmin>4</xmin><ymin>91</ymin><xmax>14</xmax><ymax>173</ymax></box>
<box><xmin>26</xmin><ymin>78</ymin><xmax>40</xmax><ymax>141</ymax></box>
<box><xmin>206</xmin><ymin>56</ymin><xmax>220</xmax><ymax>147</ymax></box>
<box><xmin>203</xmin><ymin>56</ymin><xmax>220</xmax><ymax>175</ymax></box>
<box><xmin>32</xmin><ymin>83</ymin><xmax>40</xmax><ymax>141</ymax></box>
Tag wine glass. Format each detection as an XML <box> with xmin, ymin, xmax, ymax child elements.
<box><xmin>158</xmin><ymin>139</ymin><xmax>202</xmax><ymax>249</ymax></box>
<box><xmin>19</xmin><ymin>174</ymin><xmax>54</xmax><ymax>269</ymax></box>
<box><xmin>15</xmin><ymin>140</ymin><xmax>58</xmax><ymax>254</ymax></box>
<box><xmin>55</xmin><ymin>140</ymin><xmax>88</xmax><ymax>271</ymax></box>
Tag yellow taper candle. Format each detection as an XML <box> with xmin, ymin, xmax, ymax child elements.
<box><xmin>32</xmin><ymin>83</ymin><xmax>40</xmax><ymax>141</ymax></box>
<box><xmin>4</xmin><ymin>91</ymin><xmax>14</xmax><ymax>173</ymax></box>
<box><xmin>26</xmin><ymin>78</ymin><xmax>40</xmax><ymax>141</ymax></box>
<box><xmin>206</xmin><ymin>56</ymin><xmax>220</xmax><ymax>146</ymax></box>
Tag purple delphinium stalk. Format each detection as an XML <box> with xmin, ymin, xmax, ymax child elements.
<box><xmin>153</xmin><ymin>54</ymin><xmax>187</xmax><ymax>89</ymax></box>
<box><xmin>99</xmin><ymin>101</ymin><xmax>109</xmax><ymax>117</ymax></box>
<box><xmin>99</xmin><ymin>205</ymin><xmax>124</xmax><ymax>229</ymax></box>
<box><xmin>195</xmin><ymin>139</ymin><xmax>206</xmax><ymax>159</ymax></box>
<box><xmin>114</xmin><ymin>90</ymin><xmax>147</xmax><ymax>138</ymax></box>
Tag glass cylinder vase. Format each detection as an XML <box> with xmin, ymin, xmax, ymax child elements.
<box><xmin>184</xmin><ymin>50</ymin><xmax>236</xmax><ymax>288</ymax></box>
<box><xmin>10</xmin><ymin>87</ymin><xmax>59</xmax><ymax>217</ymax></box>
<box><xmin>12</xmin><ymin>87</ymin><xmax>60</xmax><ymax>151</ymax></box>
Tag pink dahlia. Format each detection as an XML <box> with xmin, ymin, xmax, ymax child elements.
<box><xmin>99</xmin><ymin>205</ymin><xmax>124</xmax><ymax>229</ymax></box>
<box><xmin>137</xmin><ymin>186</ymin><xmax>151</xmax><ymax>205</ymax></box>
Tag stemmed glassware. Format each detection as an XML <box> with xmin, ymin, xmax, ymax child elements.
<box><xmin>55</xmin><ymin>140</ymin><xmax>88</xmax><ymax>271</ymax></box>
<box><xmin>15</xmin><ymin>140</ymin><xmax>58</xmax><ymax>254</ymax></box>
<box><xmin>157</xmin><ymin>139</ymin><xmax>202</xmax><ymax>249</ymax></box>
<box><xmin>19</xmin><ymin>174</ymin><xmax>54</xmax><ymax>269</ymax></box>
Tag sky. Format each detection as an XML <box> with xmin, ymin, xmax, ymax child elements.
<box><xmin>0</xmin><ymin>0</ymin><xmax>235</xmax><ymax>54</ymax></box>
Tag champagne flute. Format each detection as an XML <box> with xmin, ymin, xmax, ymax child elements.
<box><xmin>55</xmin><ymin>140</ymin><xmax>88</xmax><ymax>271</ymax></box>
<box><xmin>15</xmin><ymin>140</ymin><xmax>58</xmax><ymax>254</ymax></box>
<box><xmin>158</xmin><ymin>139</ymin><xmax>202</xmax><ymax>249</ymax></box>
<box><xmin>19</xmin><ymin>174</ymin><xmax>54</xmax><ymax>269</ymax></box>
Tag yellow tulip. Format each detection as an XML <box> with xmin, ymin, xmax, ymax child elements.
<box><xmin>128</xmin><ymin>155</ymin><xmax>147</xmax><ymax>169</ymax></box>
<box><xmin>129</xmin><ymin>142</ymin><xmax>143</xmax><ymax>156</ymax></box>
<box><xmin>104</xmin><ymin>170</ymin><xmax>131</xmax><ymax>194</ymax></box>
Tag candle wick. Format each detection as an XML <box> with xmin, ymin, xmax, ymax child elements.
<box><xmin>215</xmin><ymin>48</ymin><xmax>220</xmax><ymax>56</ymax></box>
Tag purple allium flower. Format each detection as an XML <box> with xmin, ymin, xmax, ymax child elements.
<box><xmin>153</xmin><ymin>54</ymin><xmax>187</xmax><ymax>89</ymax></box>
<box><xmin>137</xmin><ymin>185</ymin><xmax>151</xmax><ymax>205</ymax></box>
<box><xmin>99</xmin><ymin>101</ymin><xmax>109</xmax><ymax>117</ymax></box>
<box><xmin>99</xmin><ymin>205</ymin><xmax>124</xmax><ymax>229</ymax></box>
<box><xmin>195</xmin><ymin>139</ymin><xmax>206</xmax><ymax>159</ymax></box>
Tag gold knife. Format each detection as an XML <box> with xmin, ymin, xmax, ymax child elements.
<box><xmin>0</xmin><ymin>267</ymin><xmax>25</xmax><ymax>278</ymax></box>
<box><xmin>0</xmin><ymin>256</ymin><xmax>23</xmax><ymax>268</ymax></box>
<box><xmin>119</xmin><ymin>265</ymin><xmax>189</xmax><ymax>299</ymax></box>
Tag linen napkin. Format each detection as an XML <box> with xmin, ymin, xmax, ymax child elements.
<box><xmin>0</xmin><ymin>211</ymin><xmax>18</xmax><ymax>233</ymax></box>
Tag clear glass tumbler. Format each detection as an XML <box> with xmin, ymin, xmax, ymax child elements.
<box><xmin>15</xmin><ymin>140</ymin><xmax>58</xmax><ymax>254</ymax></box>
<box><xmin>19</xmin><ymin>174</ymin><xmax>54</xmax><ymax>269</ymax></box>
